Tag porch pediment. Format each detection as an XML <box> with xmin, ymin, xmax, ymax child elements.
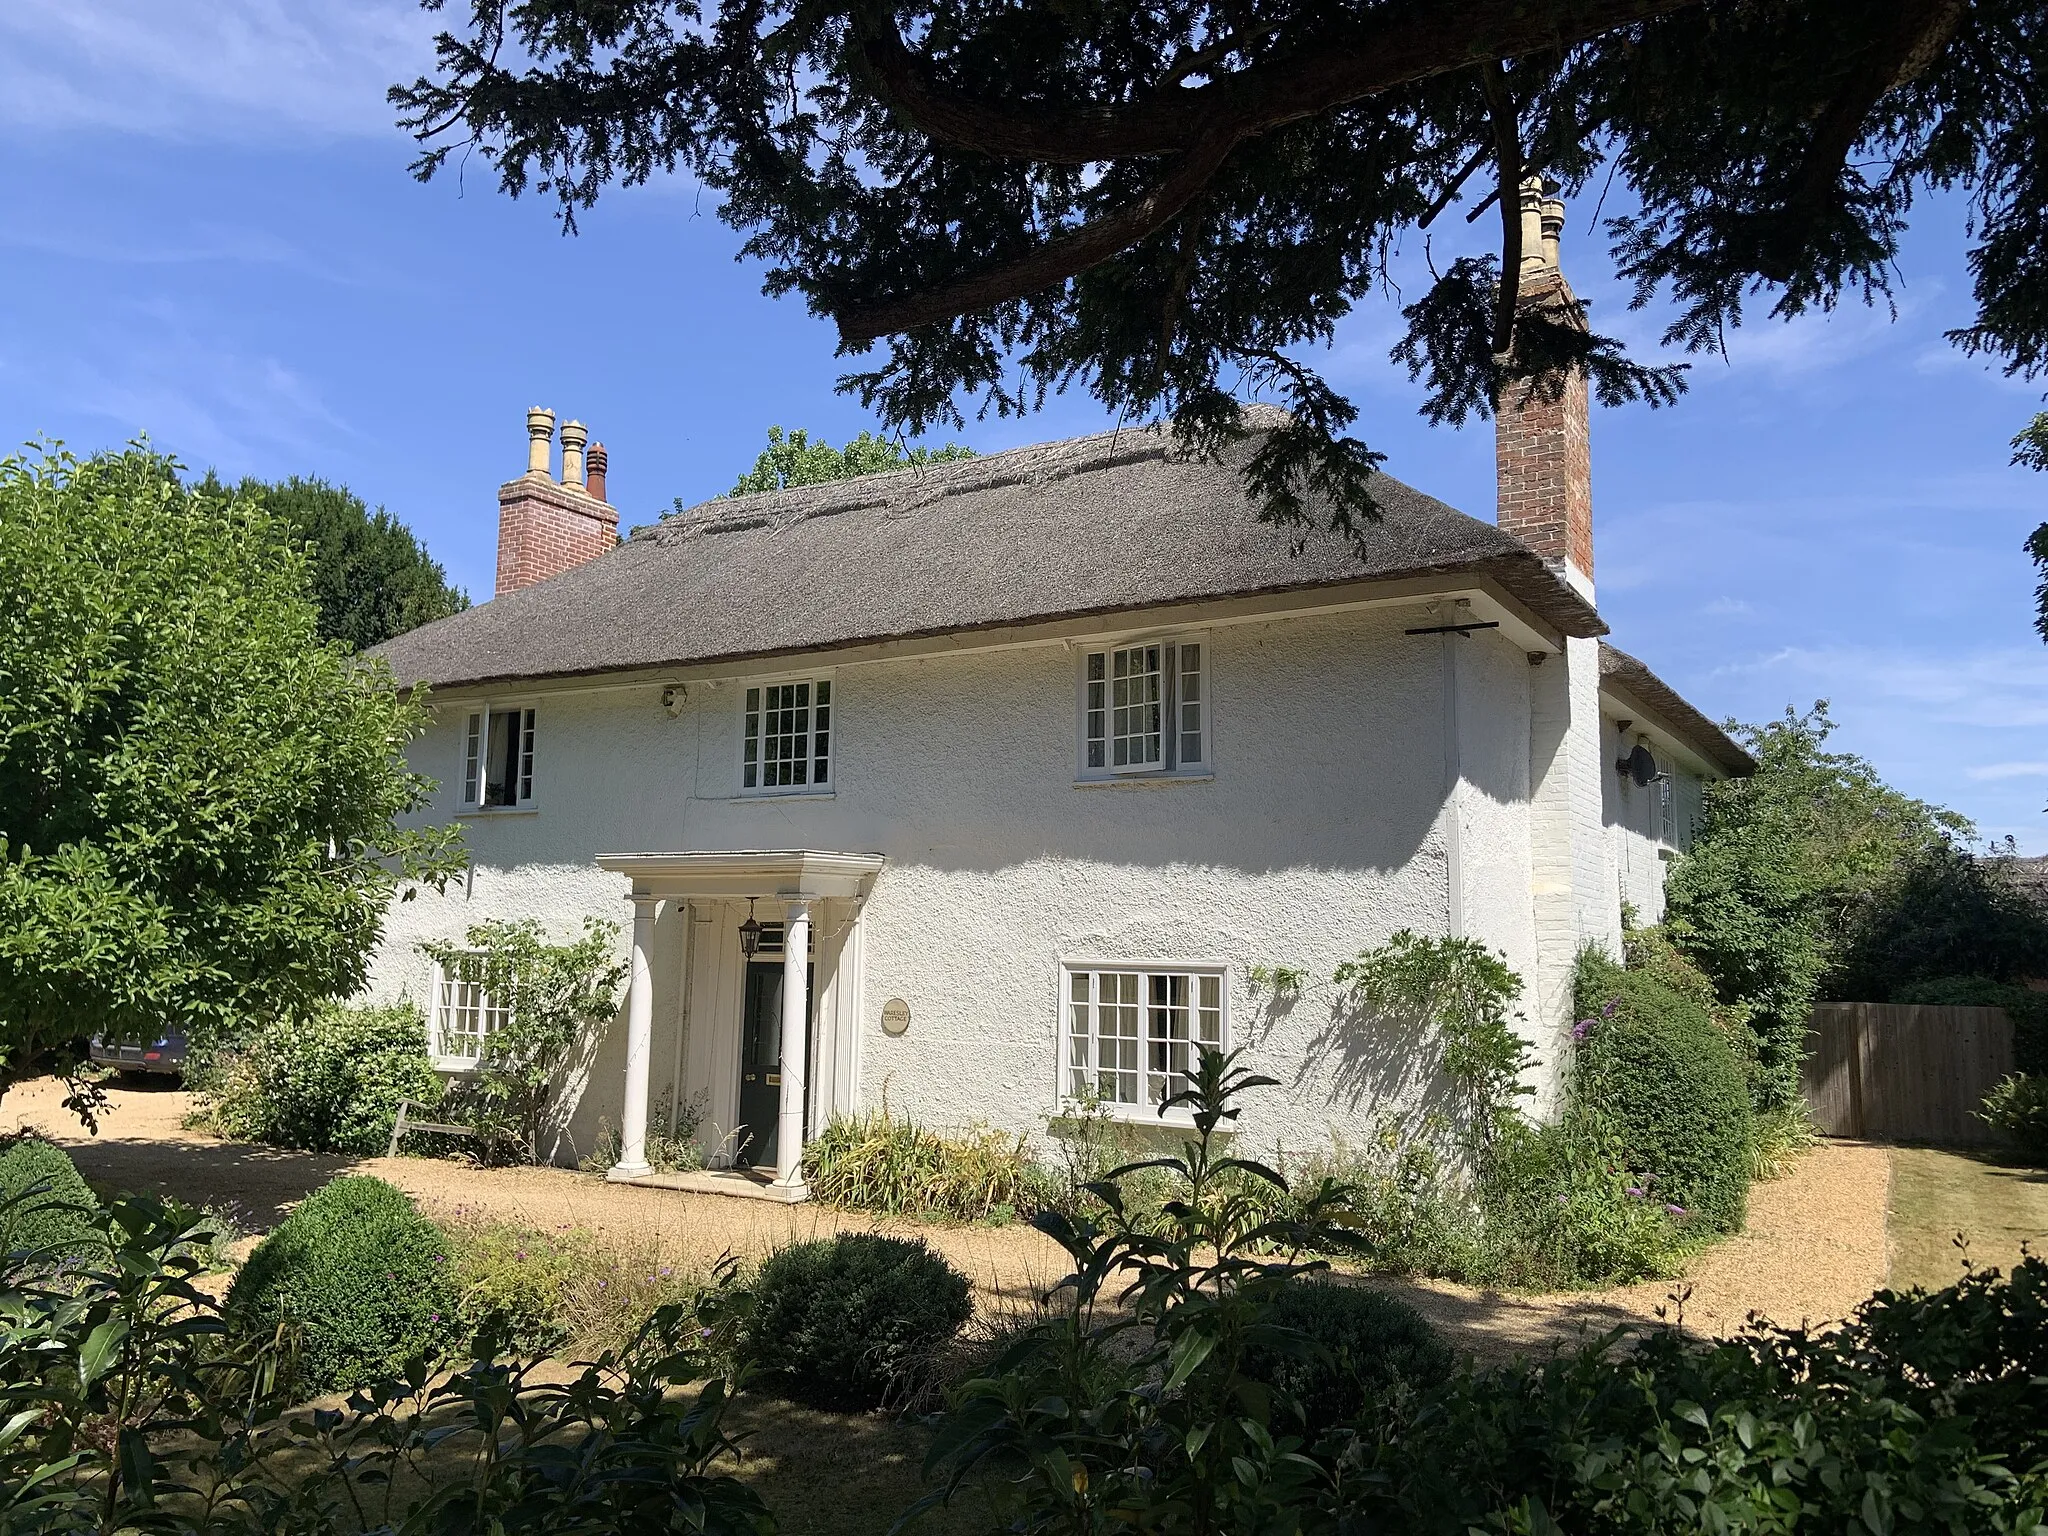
<box><xmin>594</xmin><ymin>848</ymin><xmax>885</xmax><ymax>901</ymax></box>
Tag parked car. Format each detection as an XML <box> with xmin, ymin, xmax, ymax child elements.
<box><xmin>89</xmin><ymin>1030</ymin><xmax>187</xmax><ymax>1079</ymax></box>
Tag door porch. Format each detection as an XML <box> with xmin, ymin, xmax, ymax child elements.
<box><xmin>593</xmin><ymin>849</ymin><xmax>885</xmax><ymax>1200</ymax></box>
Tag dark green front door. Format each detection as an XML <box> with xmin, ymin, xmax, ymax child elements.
<box><xmin>736</xmin><ymin>963</ymin><xmax>783</xmax><ymax>1169</ymax></box>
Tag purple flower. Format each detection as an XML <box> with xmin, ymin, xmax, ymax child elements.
<box><xmin>1602</xmin><ymin>1000</ymin><xmax>1618</xmax><ymax>1018</ymax></box>
<box><xmin>1665</xmin><ymin>1204</ymin><xmax>1686</xmax><ymax>1217</ymax></box>
<box><xmin>515</xmin><ymin>1251</ymin><xmax>527</xmax><ymax>1261</ymax></box>
<box><xmin>598</xmin><ymin>1280</ymin><xmax>608</xmax><ymax>1289</ymax></box>
<box><xmin>1572</xmin><ymin>1019</ymin><xmax>1595</xmax><ymax>1042</ymax></box>
<box><xmin>429</xmin><ymin>1313</ymin><xmax>441</xmax><ymax>1322</ymax></box>
<box><xmin>1626</xmin><ymin>1186</ymin><xmax>1644</xmax><ymax>1198</ymax></box>
<box><xmin>660</xmin><ymin>1267</ymin><xmax>672</xmax><ymax>1277</ymax></box>
<box><xmin>1556</xmin><ymin>1194</ymin><xmax>1569</xmax><ymax>1206</ymax></box>
<box><xmin>700</xmin><ymin>1327</ymin><xmax>714</xmax><ymax>1339</ymax></box>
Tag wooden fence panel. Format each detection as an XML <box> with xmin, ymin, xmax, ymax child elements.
<box><xmin>1802</xmin><ymin>1004</ymin><xmax>2014</xmax><ymax>1144</ymax></box>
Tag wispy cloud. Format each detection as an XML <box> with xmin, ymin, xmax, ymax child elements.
<box><xmin>1701</xmin><ymin>596</ymin><xmax>1754</xmax><ymax>617</ymax></box>
<box><xmin>1967</xmin><ymin>762</ymin><xmax>2048</xmax><ymax>781</ymax></box>
<box><xmin>1715</xmin><ymin>644</ymin><xmax>2048</xmax><ymax>730</ymax></box>
<box><xmin>0</xmin><ymin>1</ymin><xmax>436</xmax><ymax>141</ymax></box>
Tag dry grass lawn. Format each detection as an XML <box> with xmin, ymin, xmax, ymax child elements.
<box><xmin>1886</xmin><ymin>1144</ymin><xmax>2048</xmax><ymax>1293</ymax></box>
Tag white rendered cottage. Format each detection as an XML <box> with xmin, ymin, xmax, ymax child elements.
<box><xmin>368</xmin><ymin>244</ymin><xmax>1750</xmax><ymax>1199</ymax></box>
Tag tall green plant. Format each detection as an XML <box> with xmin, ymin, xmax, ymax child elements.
<box><xmin>916</xmin><ymin>1049</ymin><xmax>1366</xmax><ymax>1532</ymax></box>
<box><xmin>0</xmin><ymin>445</ymin><xmax>466</xmax><ymax>1096</ymax></box>
<box><xmin>421</xmin><ymin>918</ymin><xmax>627</xmax><ymax>1161</ymax></box>
<box><xmin>1335</xmin><ymin>932</ymin><xmax>1532</xmax><ymax>1157</ymax></box>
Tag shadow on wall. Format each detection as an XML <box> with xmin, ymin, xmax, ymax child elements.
<box><xmin>1299</xmin><ymin>987</ymin><xmax>1461</xmax><ymax>1127</ymax></box>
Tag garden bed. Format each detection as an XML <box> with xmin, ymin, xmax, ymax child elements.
<box><xmin>7</xmin><ymin>1075</ymin><xmax>1894</xmax><ymax>1358</ymax></box>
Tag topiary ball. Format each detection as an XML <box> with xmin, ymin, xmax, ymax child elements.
<box><xmin>747</xmin><ymin>1233</ymin><xmax>973</xmax><ymax>1410</ymax></box>
<box><xmin>1241</xmin><ymin>1278</ymin><xmax>1453</xmax><ymax>1428</ymax></box>
<box><xmin>227</xmin><ymin>1175</ymin><xmax>460</xmax><ymax>1396</ymax></box>
<box><xmin>0</xmin><ymin>1138</ymin><xmax>105</xmax><ymax>1274</ymax></box>
<box><xmin>1577</xmin><ymin>968</ymin><xmax>1754</xmax><ymax>1235</ymax></box>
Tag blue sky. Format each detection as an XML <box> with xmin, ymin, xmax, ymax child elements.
<box><xmin>5</xmin><ymin>2</ymin><xmax>2046</xmax><ymax>848</ymax></box>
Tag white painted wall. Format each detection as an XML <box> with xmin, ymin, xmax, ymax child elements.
<box><xmin>1600</xmin><ymin>716</ymin><xmax>1705</xmax><ymax>927</ymax></box>
<box><xmin>366</xmin><ymin>602</ymin><xmax>1610</xmax><ymax>1163</ymax></box>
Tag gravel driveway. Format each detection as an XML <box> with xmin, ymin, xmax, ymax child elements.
<box><xmin>6</xmin><ymin>1077</ymin><xmax>1892</xmax><ymax>1361</ymax></box>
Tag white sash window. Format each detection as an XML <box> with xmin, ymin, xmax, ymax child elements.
<box><xmin>461</xmin><ymin>705</ymin><xmax>536</xmax><ymax>809</ymax></box>
<box><xmin>1064</xmin><ymin>964</ymin><xmax>1226</xmax><ymax>1111</ymax></box>
<box><xmin>741</xmin><ymin>677</ymin><xmax>833</xmax><ymax>793</ymax></box>
<box><xmin>1080</xmin><ymin>636</ymin><xmax>1207</xmax><ymax>777</ymax></box>
<box><xmin>429</xmin><ymin>953</ymin><xmax>514</xmax><ymax>1071</ymax></box>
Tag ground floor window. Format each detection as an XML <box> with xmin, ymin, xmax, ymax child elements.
<box><xmin>431</xmin><ymin>953</ymin><xmax>513</xmax><ymax>1069</ymax></box>
<box><xmin>1063</xmin><ymin>963</ymin><xmax>1226</xmax><ymax>1110</ymax></box>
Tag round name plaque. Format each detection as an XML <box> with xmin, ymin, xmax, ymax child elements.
<box><xmin>880</xmin><ymin>997</ymin><xmax>912</xmax><ymax>1036</ymax></box>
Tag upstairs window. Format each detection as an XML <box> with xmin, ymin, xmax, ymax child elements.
<box><xmin>462</xmin><ymin>705</ymin><xmax>536</xmax><ymax>809</ymax></box>
<box><xmin>743</xmin><ymin>678</ymin><xmax>833</xmax><ymax>793</ymax></box>
<box><xmin>429</xmin><ymin>952</ymin><xmax>513</xmax><ymax>1071</ymax></box>
<box><xmin>1064</xmin><ymin>964</ymin><xmax>1226</xmax><ymax>1112</ymax></box>
<box><xmin>1081</xmin><ymin>638</ymin><xmax>1206</xmax><ymax>777</ymax></box>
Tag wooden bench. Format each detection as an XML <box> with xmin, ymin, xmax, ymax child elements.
<box><xmin>386</xmin><ymin>1099</ymin><xmax>523</xmax><ymax>1158</ymax></box>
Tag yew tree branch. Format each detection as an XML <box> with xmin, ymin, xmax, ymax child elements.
<box><xmin>836</xmin><ymin>128</ymin><xmax>1243</xmax><ymax>344</ymax></box>
<box><xmin>1480</xmin><ymin>61</ymin><xmax>1523</xmax><ymax>359</ymax></box>
<box><xmin>848</xmin><ymin>0</ymin><xmax>1707</xmax><ymax>166</ymax></box>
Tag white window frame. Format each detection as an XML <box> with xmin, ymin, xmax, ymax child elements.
<box><xmin>738</xmin><ymin>670</ymin><xmax>835</xmax><ymax>797</ymax></box>
<box><xmin>1057</xmin><ymin>959</ymin><xmax>1230</xmax><ymax>1122</ymax></box>
<box><xmin>459</xmin><ymin>701</ymin><xmax>538</xmax><ymax>811</ymax></box>
<box><xmin>1075</xmin><ymin>633</ymin><xmax>1209</xmax><ymax>782</ymax></box>
<box><xmin>427</xmin><ymin>953</ymin><xmax>514</xmax><ymax>1073</ymax></box>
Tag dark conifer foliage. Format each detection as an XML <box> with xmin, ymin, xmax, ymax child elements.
<box><xmin>393</xmin><ymin>1</ymin><xmax>2038</xmax><ymax>539</ymax></box>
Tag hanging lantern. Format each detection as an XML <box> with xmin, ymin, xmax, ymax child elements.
<box><xmin>738</xmin><ymin>897</ymin><xmax>763</xmax><ymax>958</ymax></box>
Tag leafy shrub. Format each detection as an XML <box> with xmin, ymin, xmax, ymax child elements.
<box><xmin>805</xmin><ymin>1109</ymin><xmax>1050</xmax><ymax>1224</ymax></box>
<box><xmin>192</xmin><ymin>1001</ymin><xmax>441</xmax><ymax>1155</ymax></box>
<box><xmin>1341</xmin><ymin>1258</ymin><xmax>2048</xmax><ymax>1534</ymax></box>
<box><xmin>1980</xmin><ymin>1074</ymin><xmax>2048</xmax><ymax>1164</ymax></box>
<box><xmin>0</xmin><ymin>1193</ymin><xmax>768</xmax><ymax>1536</ymax></box>
<box><xmin>748</xmin><ymin>1233</ymin><xmax>973</xmax><ymax>1409</ymax></box>
<box><xmin>1834</xmin><ymin>842</ymin><xmax>2048</xmax><ymax>1002</ymax></box>
<box><xmin>920</xmin><ymin>1051</ymin><xmax>2048</xmax><ymax>1536</ymax></box>
<box><xmin>1474</xmin><ymin>1111</ymin><xmax>1686</xmax><ymax>1287</ymax></box>
<box><xmin>0</xmin><ymin>1138</ymin><xmax>103</xmax><ymax>1270</ymax></box>
<box><xmin>1574</xmin><ymin>949</ymin><xmax>1753</xmax><ymax>1234</ymax></box>
<box><xmin>1240</xmin><ymin>1280</ymin><xmax>1451</xmax><ymax>1425</ymax></box>
<box><xmin>228</xmin><ymin>1175</ymin><xmax>460</xmax><ymax>1394</ymax></box>
<box><xmin>1897</xmin><ymin>974</ymin><xmax>2048</xmax><ymax>1075</ymax></box>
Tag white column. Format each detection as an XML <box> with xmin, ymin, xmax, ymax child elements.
<box><xmin>774</xmin><ymin>898</ymin><xmax>812</xmax><ymax>1189</ymax></box>
<box><xmin>609</xmin><ymin>894</ymin><xmax>660</xmax><ymax>1179</ymax></box>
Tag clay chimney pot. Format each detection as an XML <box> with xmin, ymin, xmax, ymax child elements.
<box><xmin>559</xmin><ymin>419</ymin><xmax>588</xmax><ymax>490</ymax></box>
<box><xmin>526</xmin><ymin>407</ymin><xmax>555</xmax><ymax>476</ymax></box>
<box><xmin>587</xmin><ymin>442</ymin><xmax>608</xmax><ymax>503</ymax></box>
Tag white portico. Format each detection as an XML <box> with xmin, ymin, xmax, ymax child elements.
<box><xmin>593</xmin><ymin>849</ymin><xmax>885</xmax><ymax>1201</ymax></box>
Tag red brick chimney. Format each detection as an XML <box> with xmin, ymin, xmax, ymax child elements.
<box><xmin>495</xmin><ymin>407</ymin><xmax>619</xmax><ymax>596</ymax></box>
<box><xmin>1495</xmin><ymin>181</ymin><xmax>1593</xmax><ymax>599</ymax></box>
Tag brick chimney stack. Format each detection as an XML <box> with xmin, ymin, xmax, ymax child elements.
<box><xmin>1495</xmin><ymin>178</ymin><xmax>1593</xmax><ymax>601</ymax></box>
<box><xmin>494</xmin><ymin>407</ymin><xmax>619</xmax><ymax>596</ymax></box>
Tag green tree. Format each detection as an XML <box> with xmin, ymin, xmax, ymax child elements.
<box><xmin>396</xmin><ymin>2</ymin><xmax>2037</xmax><ymax>537</ymax></box>
<box><xmin>2017</xmin><ymin>414</ymin><xmax>2048</xmax><ymax>640</ymax></box>
<box><xmin>723</xmin><ymin>425</ymin><xmax>975</xmax><ymax>498</ymax></box>
<box><xmin>0</xmin><ymin>444</ymin><xmax>465</xmax><ymax>1092</ymax></box>
<box><xmin>201</xmin><ymin>474</ymin><xmax>468</xmax><ymax>651</ymax></box>
<box><xmin>1663</xmin><ymin>702</ymin><xmax>1967</xmax><ymax>1112</ymax></box>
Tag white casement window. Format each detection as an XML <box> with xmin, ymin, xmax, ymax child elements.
<box><xmin>742</xmin><ymin>677</ymin><xmax>833</xmax><ymax>793</ymax></box>
<box><xmin>1063</xmin><ymin>963</ymin><xmax>1226</xmax><ymax>1112</ymax></box>
<box><xmin>1080</xmin><ymin>638</ymin><xmax>1206</xmax><ymax>777</ymax></box>
<box><xmin>429</xmin><ymin>953</ymin><xmax>514</xmax><ymax>1071</ymax></box>
<box><xmin>461</xmin><ymin>704</ymin><xmax>536</xmax><ymax>809</ymax></box>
